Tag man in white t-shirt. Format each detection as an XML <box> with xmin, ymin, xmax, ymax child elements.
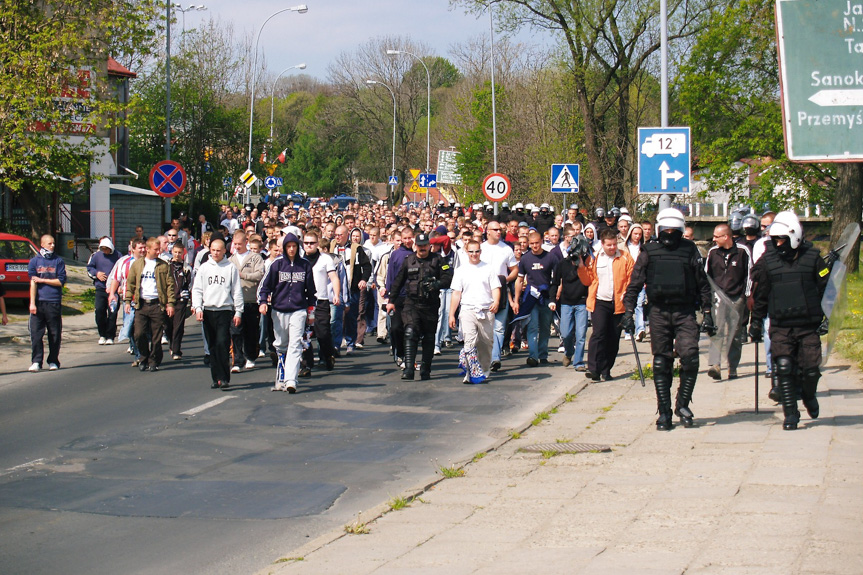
<box><xmin>450</xmin><ymin>240</ymin><xmax>501</xmax><ymax>380</ymax></box>
<box><xmin>480</xmin><ymin>221</ymin><xmax>518</xmax><ymax>371</ymax></box>
<box><xmin>302</xmin><ymin>229</ymin><xmax>341</xmax><ymax>373</ymax></box>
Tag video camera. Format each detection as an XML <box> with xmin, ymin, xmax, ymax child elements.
<box><xmin>567</xmin><ymin>235</ymin><xmax>591</xmax><ymax>264</ymax></box>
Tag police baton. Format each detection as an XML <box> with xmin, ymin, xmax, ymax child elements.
<box><xmin>753</xmin><ymin>339</ymin><xmax>759</xmax><ymax>414</ymax></box>
<box><xmin>631</xmin><ymin>336</ymin><xmax>646</xmax><ymax>387</ymax></box>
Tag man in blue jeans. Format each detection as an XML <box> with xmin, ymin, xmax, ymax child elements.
<box><xmin>550</xmin><ymin>243</ymin><xmax>589</xmax><ymax>370</ymax></box>
<box><xmin>513</xmin><ymin>231</ymin><xmax>556</xmax><ymax>367</ymax></box>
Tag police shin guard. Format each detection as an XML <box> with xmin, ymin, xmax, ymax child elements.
<box><xmin>801</xmin><ymin>367</ymin><xmax>821</xmax><ymax>419</ymax></box>
<box><xmin>402</xmin><ymin>327</ymin><xmax>417</xmax><ymax>380</ymax></box>
<box><xmin>653</xmin><ymin>355</ymin><xmax>674</xmax><ymax>431</ymax></box>
<box><xmin>775</xmin><ymin>356</ymin><xmax>800</xmax><ymax>430</ymax></box>
<box><xmin>420</xmin><ymin>333</ymin><xmax>434</xmax><ymax>381</ymax></box>
<box><xmin>675</xmin><ymin>355</ymin><xmax>699</xmax><ymax>428</ymax></box>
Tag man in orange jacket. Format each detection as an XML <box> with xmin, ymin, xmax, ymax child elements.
<box><xmin>577</xmin><ymin>227</ymin><xmax>634</xmax><ymax>381</ymax></box>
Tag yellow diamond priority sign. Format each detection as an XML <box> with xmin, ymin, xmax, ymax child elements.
<box><xmin>240</xmin><ymin>169</ymin><xmax>257</xmax><ymax>188</ymax></box>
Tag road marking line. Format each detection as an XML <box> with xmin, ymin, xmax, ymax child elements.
<box><xmin>2</xmin><ymin>458</ymin><xmax>46</xmax><ymax>476</ymax></box>
<box><xmin>181</xmin><ymin>396</ymin><xmax>235</xmax><ymax>416</ymax></box>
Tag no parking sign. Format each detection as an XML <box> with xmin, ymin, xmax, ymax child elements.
<box><xmin>149</xmin><ymin>161</ymin><xmax>187</xmax><ymax>198</ymax></box>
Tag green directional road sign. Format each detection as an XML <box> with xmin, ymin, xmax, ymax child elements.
<box><xmin>777</xmin><ymin>0</ymin><xmax>863</xmax><ymax>161</ymax></box>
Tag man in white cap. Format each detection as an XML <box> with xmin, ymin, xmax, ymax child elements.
<box><xmin>87</xmin><ymin>237</ymin><xmax>121</xmax><ymax>345</ymax></box>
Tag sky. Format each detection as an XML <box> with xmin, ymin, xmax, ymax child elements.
<box><xmin>177</xmin><ymin>0</ymin><xmax>548</xmax><ymax>80</ymax></box>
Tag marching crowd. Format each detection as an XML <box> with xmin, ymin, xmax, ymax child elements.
<box><xmin>25</xmin><ymin>198</ymin><xmax>838</xmax><ymax>432</ymax></box>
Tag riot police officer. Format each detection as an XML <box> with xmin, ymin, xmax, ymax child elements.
<box><xmin>622</xmin><ymin>208</ymin><xmax>714</xmax><ymax>430</ymax></box>
<box><xmin>388</xmin><ymin>233</ymin><xmax>454</xmax><ymax>380</ymax></box>
<box><xmin>749</xmin><ymin>211</ymin><xmax>829</xmax><ymax>431</ymax></box>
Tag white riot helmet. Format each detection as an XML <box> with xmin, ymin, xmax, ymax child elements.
<box><xmin>769</xmin><ymin>211</ymin><xmax>803</xmax><ymax>250</ymax></box>
<box><xmin>656</xmin><ymin>208</ymin><xmax>686</xmax><ymax>234</ymax></box>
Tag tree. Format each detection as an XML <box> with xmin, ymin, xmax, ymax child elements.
<box><xmin>0</xmin><ymin>0</ymin><xmax>161</xmax><ymax>237</ymax></box>
<box><xmin>454</xmin><ymin>0</ymin><xmax>722</xmax><ymax>208</ymax></box>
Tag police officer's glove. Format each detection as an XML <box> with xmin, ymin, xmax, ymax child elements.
<box><xmin>700</xmin><ymin>310</ymin><xmax>717</xmax><ymax>336</ymax></box>
<box><xmin>748</xmin><ymin>320</ymin><xmax>763</xmax><ymax>343</ymax></box>
<box><xmin>621</xmin><ymin>310</ymin><xmax>635</xmax><ymax>335</ymax></box>
<box><xmin>817</xmin><ymin>317</ymin><xmax>829</xmax><ymax>336</ymax></box>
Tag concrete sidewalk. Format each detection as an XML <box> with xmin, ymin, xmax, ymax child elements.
<box><xmin>257</xmin><ymin>339</ymin><xmax>863</xmax><ymax>575</ymax></box>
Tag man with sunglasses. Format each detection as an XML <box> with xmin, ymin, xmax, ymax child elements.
<box><xmin>301</xmin><ymin>229</ymin><xmax>341</xmax><ymax>375</ymax></box>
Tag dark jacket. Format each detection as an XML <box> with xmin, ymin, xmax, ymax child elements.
<box><xmin>704</xmin><ymin>242</ymin><xmax>752</xmax><ymax>299</ymax></box>
<box><xmin>551</xmin><ymin>258</ymin><xmax>589</xmax><ymax>306</ymax></box>
<box><xmin>385</xmin><ymin>244</ymin><xmax>414</xmax><ymax>298</ymax></box>
<box><xmin>257</xmin><ymin>235</ymin><xmax>315</xmax><ymax>313</ymax></box>
<box><xmin>87</xmin><ymin>250</ymin><xmax>121</xmax><ymax>290</ymax></box>
<box><xmin>28</xmin><ymin>252</ymin><xmax>67</xmax><ymax>303</ymax></box>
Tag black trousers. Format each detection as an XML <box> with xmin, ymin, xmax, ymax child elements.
<box><xmin>403</xmin><ymin>299</ymin><xmax>439</xmax><ymax>369</ymax></box>
<box><xmin>204</xmin><ymin>309</ymin><xmax>233</xmax><ymax>384</ymax></box>
<box><xmin>166</xmin><ymin>301</ymin><xmax>188</xmax><ymax>357</ymax></box>
<box><xmin>648</xmin><ymin>307</ymin><xmax>700</xmax><ymax>363</ymax></box>
<box><xmin>770</xmin><ymin>324</ymin><xmax>821</xmax><ymax>371</ymax></box>
<box><xmin>390</xmin><ymin>297</ymin><xmax>406</xmax><ymax>359</ymax></box>
<box><xmin>587</xmin><ymin>299</ymin><xmax>622</xmax><ymax>376</ymax></box>
<box><xmin>303</xmin><ymin>300</ymin><xmax>336</xmax><ymax>368</ymax></box>
<box><xmin>30</xmin><ymin>301</ymin><xmax>62</xmax><ymax>367</ymax></box>
<box><xmin>94</xmin><ymin>287</ymin><xmax>118</xmax><ymax>339</ymax></box>
<box><xmin>134</xmin><ymin>301</ymin><xmax>166</xmax><ymax>368</ymax></box>
<box><xmin>231</xmin><ymin>302</ymin><xmax>260</xmax><ymax>365</ymax></box>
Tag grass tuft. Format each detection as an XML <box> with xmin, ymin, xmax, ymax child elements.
<box><xmin>438</xmin><ymin>465</ymin><xmax>465</xmax><ymax>478</ymax></box>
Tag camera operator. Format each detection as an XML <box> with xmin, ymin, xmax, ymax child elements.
<box><xmin>387</xmin><ymin>233</ymin><xmax>453</xmax><ymax>380</ymax></box>
<box><xmin>550</xmin><ymin>235</ymin><xmax>591</xmax><ymax>371</ymax></box>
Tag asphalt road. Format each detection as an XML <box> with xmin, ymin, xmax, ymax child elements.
<box><xmin>0</xmin><ymin>325</ymin><xmax>575</xmax><ymax>575</ymax></box>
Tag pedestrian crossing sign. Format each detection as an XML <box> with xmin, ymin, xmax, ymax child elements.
<box><xmin>551</xmin><ymin>164</ymin><xmax>579</xmax><ymax>193</ymax></box>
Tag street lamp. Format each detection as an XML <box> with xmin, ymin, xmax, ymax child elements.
<box><xmin>173</xmin><ymin>4</ymin><xmax>208</xmax><ymax>51</ymax></box>
<box><xmin>269</xmin><ymin>63</ymin><xmax>307</xmax><ymax>142</ymax></box>
<box><xmin>386</xmin><ymin>48</ymin><xmax>430</xmax><ymax>204</ymax></box>
<box><xmin>164</xmin><ymin>2</ymin><xmax>207</xmax><ymax>225</ymax></box>
<box><xmin>365</xmin><ymin>79</ymin><xmax>397</xmax><ymax>200</ymax></box>
<box><xmin>246</xmin><ymin>4</ymin><xmax>309</xmax><ymax>181</ymax></box>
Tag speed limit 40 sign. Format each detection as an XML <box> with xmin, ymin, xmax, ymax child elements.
<box><xmin>482</xmin><ymin>172</ymin><xmax>511</xmax><ymax>202</ymax></box>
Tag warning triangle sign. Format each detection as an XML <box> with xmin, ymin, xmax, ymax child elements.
<box><xmin>552</xmin><ymin>166</ymin><xmax>577</xmax><ymax>190</ymax></box>
<box><xmin>410</xmin><ymin>169</ymin><xmax>421</xmax><ymax>180</ymax></box>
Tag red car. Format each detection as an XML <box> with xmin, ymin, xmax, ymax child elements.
<box><xmin>0</xmin><ymin>232</ymin><xmax>40</xmax><ymax>299</ymax></box>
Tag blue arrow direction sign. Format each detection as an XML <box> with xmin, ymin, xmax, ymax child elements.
<box><xmin>551</xmin><ymin>164</ymin><xmax>579</xmax><ymax>193</ymax></box>
<box><xmin>637</xmin><ymin>127</ymin><xmax>691</xmax><ymax>195</ymax></box>
<box><xmin>264</xmin><ymin>176</ymin><xmax>278</xmax><ymax>189</ymax></box>
<box><xmin>425</xmin><ymin>173</ymin><xmax>437</xmax><ymax>188</ymax></box>
<box><xmin>388</xmin><ymin>175</ymin><xmax>399</xmax><ymax>186</ymax></box>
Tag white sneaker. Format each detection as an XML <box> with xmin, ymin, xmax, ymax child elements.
<box><xmin>285</xmin><ymin>382</ymin><xmax>297</xmax><ymax>393</ymax></box>
<box><xmin>345</xmin><ymin>346</ymin><xmax>354</xmax><ymax>355</ymax></box>
<box><xmin>98</xmin><ymin>337</ymin><xmax>106</xmax><ymax>345</ymax></box>
<box><xmin>105</xmin><ymin>339</ymin><xmax>114</xmax><ymax>345</ymax></box>
<box><xmin>161</xmin><ymin>336</ymin><xmax>169</xmax><ymax>345</ymax></box>
<box><xmin>434</xmin><ymin>347</ymin><xmax>441</xmax><ymax>356</ymax></box>
<box><xmin>624</xmin><ymin>333</ymin><xmax>632</xmax><ymax>341</ymax></box>
<box><xmin>28</xmin><ymin>363</ymin><xmax>40</xmax><ymax>372</ymax></box>
<box><xmin>231</xmin><ymin>365</ymin><xmax>241</xmax><ymax>373</ymax></box>
<box><xmin>355</xmin><ymin>343</ymin><xmax>364</xmax><ymax>349</ymax></box>
<box><xmin>244</xmin><ymin>360</ymin><xmax>256</xmax><ymax>370</ymax></box>
<box><xmin>258</xmin><ymin>350</ymin><xmax>266</xmax><ymax>358</ymax></box>
<box><xmin>127</xmin><ymin>347</ymin><xmax>133</xmax><ymax>354</ymax></box>
<box><xmin>557</xmin><ymin>345</ymin><xmax>565</xmax><ymax>353</ymax></box>
<box><xmin>48</xmin><ymin>363</ymin><xmax>59</xmax><ymax>371</ymax></box>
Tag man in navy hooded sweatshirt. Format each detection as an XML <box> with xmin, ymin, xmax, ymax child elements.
<box><xmin>87</xmin><ymin>236</ymin><xmax>121</xmax><ymax>345</ymax></box>
<box><xmin>28</xmin><ymin>234</ymin><xmax>67</xmax><ymax>371</ymax></box>
<box><xmin>257</xmin><ymin>233</ymin><xmax>316</xmax><ymax>393</ymax></box>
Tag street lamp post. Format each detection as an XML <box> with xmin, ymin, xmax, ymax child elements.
<box><xmin>165</xmin><ymin>3</ymin><xmax>207</xmax><ymax>224</ymax></box>
<box><xmin>246</xmin><ymin>4</ymin><xmax>308</xmax><ymax>184</ymax></box>
<box><xmin>386</xmin><ymin>48</ymin><xmax>430</xmax><ymax>205</ymax></box>
<box><xmin>174</xmin><ymin>4</ymin><xmax>207</xmax><ymax>52</ymax></box>
<box><xmin>269</xmin><ymin>63</ymin><xmax>307</xmax><ymax>142</ymax></box>
<box><xmin>365</xmin><ymin>80</ymin><xmax>397</xmax><ymax>202</ymax></box>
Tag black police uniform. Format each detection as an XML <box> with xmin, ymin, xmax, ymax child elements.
<box><xmin>389</xmin><ymin>244</ymin><xmax>453</xmax><ymax>380</ymax></box>
<box><xmin>750</xmin><ymin>240</ymin><xmax>829</xmax><ymax>430</ymax></box>
<box><xmin>623</xmin><ymin>236</ymin><xmax>712</xmax><ymax>430</ymax></box>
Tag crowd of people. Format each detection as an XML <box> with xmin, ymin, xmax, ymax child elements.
<box><xmin>25</xmin><ymin>198</ymin><xmax>839</xmax><ymax>432</ymax></box>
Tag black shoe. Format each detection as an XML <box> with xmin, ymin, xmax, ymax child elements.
<box><xmin>490</xmin><ymin>360</ymin><xmax>501</xmax><ymax>372</ymax></box>
<box><xmin>203</xmin><ymin>355</ymin><xmax>210</xmax><ymax>366</ymax></box>
<box><xmin>401</xmin><ymin>371</ymin><xmax>415</xmax><ymax>380</ymax></box>
<box><xmin>149</xmin><ymin>365</ymin><xmax>159</xmax><ymax>372</ymax></box>
<box><xmin>585</xmin><ymin>370</ymin><xmax>601</xmax><ymax>382</ymax></box>
<box><xmin>211</xmin><ymin>381</ymin><xmax>222</xmax><ymax>389</ymax></box>
<box><xmin>540</xmin><ymin>359</ymin><xmax>550</xmax><ymax>365</ymax></box>
<box><xmin>600</xmin><ymin>372</ymin><xmax>611</xmax><ymax>381</ymax></box>
<box><xmin>727</xmin><ymin>371</ymin><xmax>738</xmax><ymax>380</ymax></box>
<box><xmin>526</xmin><ymin>357</ymin><xmax>539</xmax><ymax>367</ymax></box>
<box><xmin>299</xmin><ymin>367</ymin><xmax>311</xmax><ymax>377</ymax></box>
<box><xmin>420</xmin><ymin>373</ymin><xmax>431</xmax><ymax>381</ymax></box>
<box><xmin>768</xmin><ymin>387</ymin><xmax>781</xmax><ymax>402</ymax></box>
<box><xmin>656</xmin><ymin>413</ymin><xmax>674</xmax><ymax>431</ymax></box>
<box><xmin>326</xmin><ymin>356</ymin><xmax>336</xmax><ymax>371</ymax></box>
<box><xmin>139</xmin><ymin>363</ymin><xmax>149</xmax><ymax>372</ymax></box>
<box><xmin>674</xmin><ymin>405</ymin><xmax>694</xmax><ymax>428</ymax></box>
<box><xmin>377</xmin><ymin>336</ymin><xmax>386</xmax><ymax>344</ymax></box>
<box><xmin>220</xmin><ymin>380</ymin><xmax>229</xmax><ymax>389</ymax></box>
<box><xmin>501</xmin><ymin>348</ymin><xmax>511</xmax><ymax>359</ymax></box>
<box><xmin>803</xmin><ymin>397</ymin><xmax>820</xmax><ymax>419</ymax></box>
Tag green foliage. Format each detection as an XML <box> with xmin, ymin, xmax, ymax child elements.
<box><xmin>677</xmin><ymin>0</ymin><xmax>835</xmax><ymax>210</ymax></box>
<box><xmin>438</xmin><ymin>465</ymin><xmax>465</xmax><ymax>478</ymax></box>
<box><xmin>0</xmin><ymin>0</ymin><xmax>161</xmax><ymax>234</ymax></box>
<box><xmin>455</xmin><ymin>82</ymin><xmax>505</xmax><ymax>200</ymax></box>
<box><xmin>836</xmin><ymin>270</ymin><xmax>863</xmax><ymax>371</ymax></box>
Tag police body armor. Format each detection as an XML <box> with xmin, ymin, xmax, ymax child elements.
<box><xmin>763</xmin><ymin>241</ymin><xmax>823</xmax><ymax>327</ymax></box>
<box><xmin>643</xmin><ymin>240</ymin><xmax>698</xmax><ymax>307</ymax></box>
<box><xmin>405</xmin><ymin>253</ymin><xmax>444</xmax><ymax>306</ymax></box>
